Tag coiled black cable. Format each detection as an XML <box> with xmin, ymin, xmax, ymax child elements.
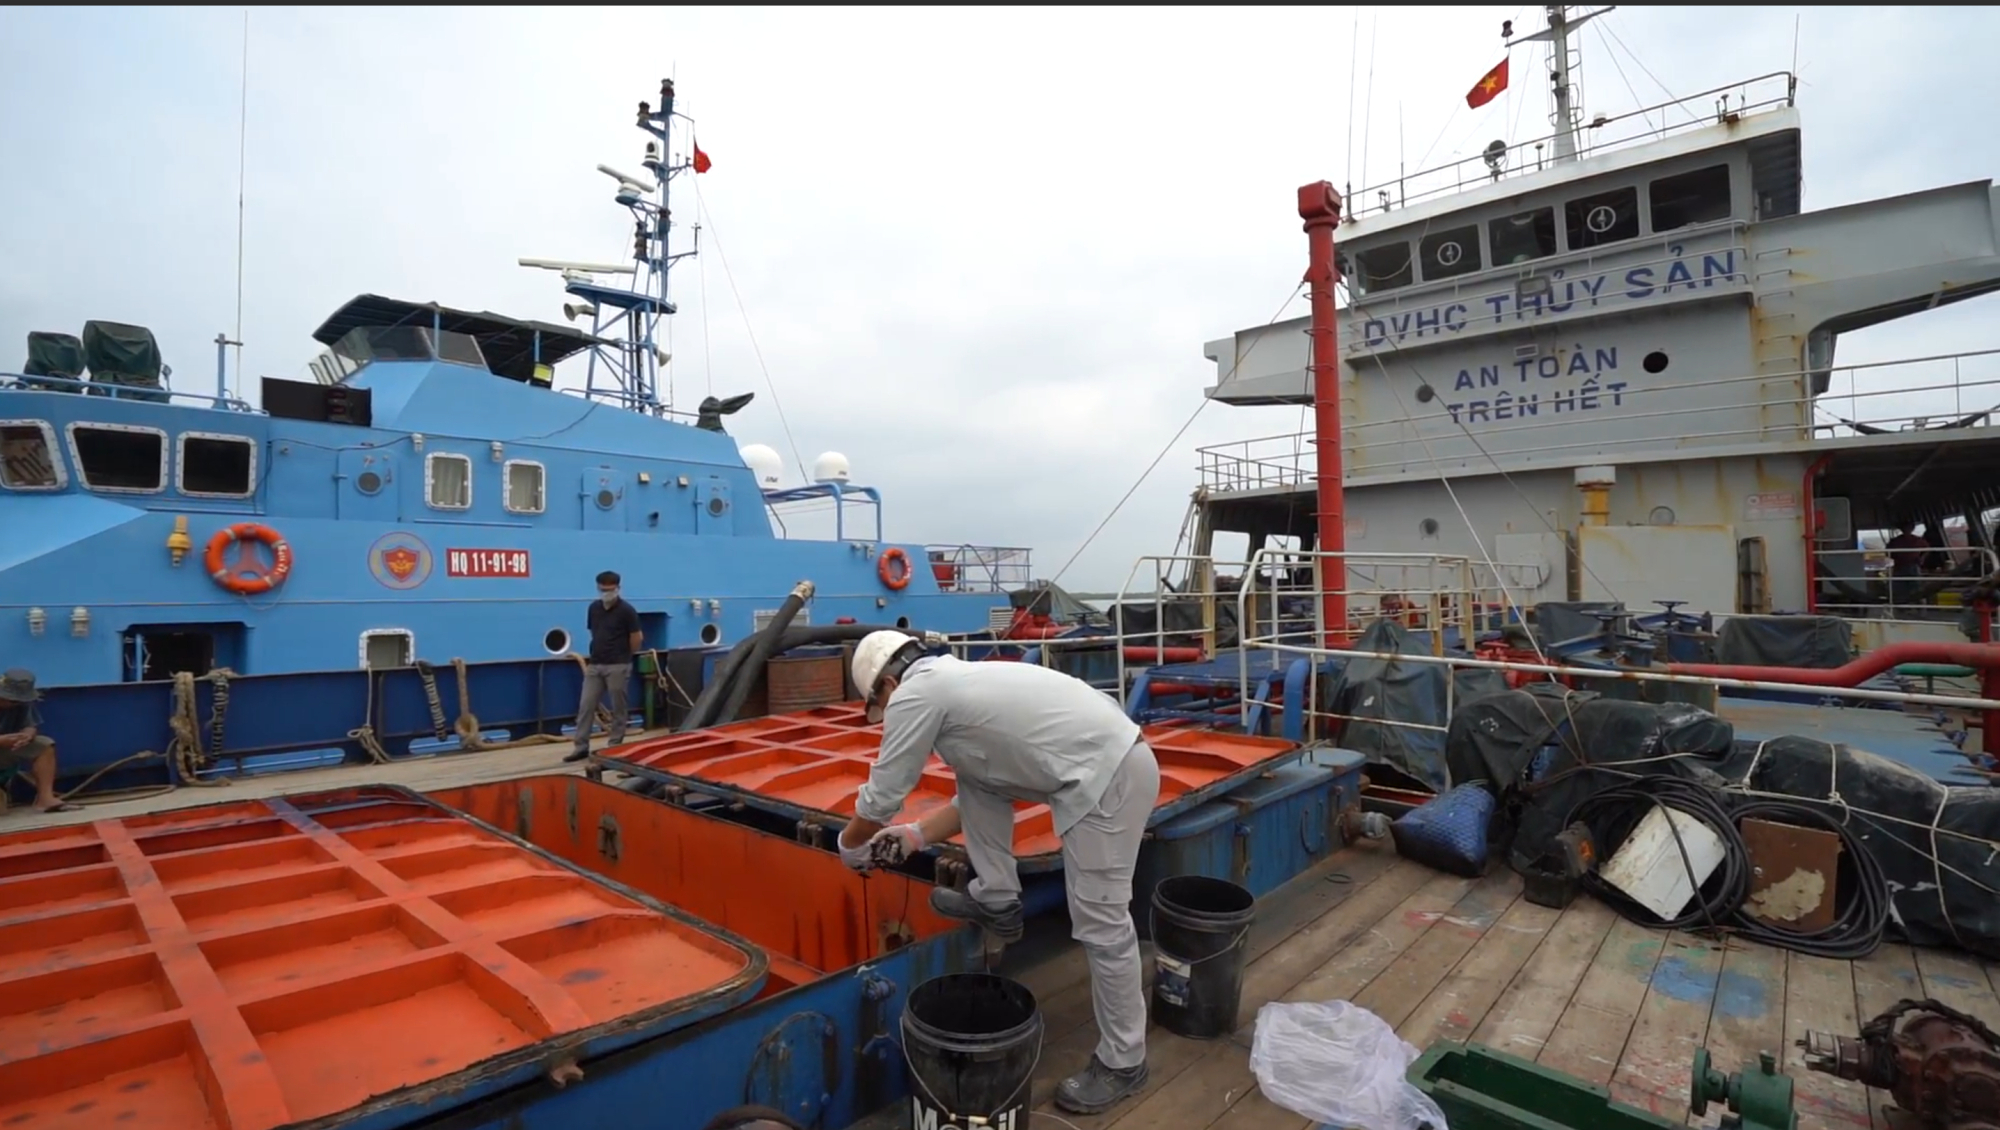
<box><xmin>1568</xmin><ymin>777</ymin><xmax>1749</xmax><ymax>933</ymax></box>
<box><xmin>1725</xmin><ymin>798</ymin><xmax>1890</xmax><ymax>960</ymax></box>
<box><xmin>1562</xmin><ymin>776</ymin><xmax>1890</xmax><ymax>959</ymax></box>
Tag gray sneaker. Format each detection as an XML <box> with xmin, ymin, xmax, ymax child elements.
<box><xmin>928</xmin><ymin>887</ymin><xmax>1025</xmax><ymax>943</ymax></box>
<box><xmin>1054</xmin><ymin>1055</ymin><xmax>1149</xmax><ymax>1114</ymax></box>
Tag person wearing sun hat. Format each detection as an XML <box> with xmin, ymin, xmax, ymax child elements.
<box><xmin>0</xmin><ymin>668</ymin><xmax>79</xmax><ymax>815</ymax></box>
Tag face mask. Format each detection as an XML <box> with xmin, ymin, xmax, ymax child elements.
<box><xmin>600</xmin><ymin>589</ymin><xmax>619</xmax><ymax>606</ymax></box>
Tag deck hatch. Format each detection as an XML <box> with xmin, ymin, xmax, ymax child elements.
<box><xmin>603</xmin><ymin>701</ymin><xmax>1304</xmax><ymax>861</ymax></box>
<box><xmin>0</xmin><ymin>786</ymin><xmax>766</xmax><ymax>1130</ymax></box>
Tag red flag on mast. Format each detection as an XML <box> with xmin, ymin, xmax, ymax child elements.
<box><xmin>692</xmin><ymin>143</ymin><xmax>713</xmax><ymax>174</ymax></box>
<box><xmin>1465</xmin><ymin>57</ymin><xmax>1509</xmax><ymax>109</ymax></box>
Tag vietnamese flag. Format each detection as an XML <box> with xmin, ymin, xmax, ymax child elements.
<box><xmin>1465</xmin><ymin>57</ymin><xmax>1509</xmax><ymax>109</ymax></box>
<box><xmin>692</xmin><ymin>143</ymin><xmax>713</xmax><ymax>174</ymax></box>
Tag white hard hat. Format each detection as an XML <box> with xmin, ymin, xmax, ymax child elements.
<box><xmin>852</xmin><ymin>629</ymin><xmax>919</xmax><ymax>723</ymax></box>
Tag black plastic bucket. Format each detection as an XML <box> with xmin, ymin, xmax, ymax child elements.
<box><xmin>901</xmin><ymin>972</ymin><xmax>1043</xmax><ymax>1130</ymax></box>
<box><xmin>1149</xmin><ymin>874</ymin><xmax>1256</xmax><ymax>1040</ymax></box>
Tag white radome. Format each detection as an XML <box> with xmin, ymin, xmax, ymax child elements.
<box><xmin>812</xmin><ymin>451</ymin><xmax>852</xmax><ymax>484</ymax></box>
<box><xmin>740</xmin><ymin>443</ymin><xmax>783</xmax><ymax>488</ymax></box>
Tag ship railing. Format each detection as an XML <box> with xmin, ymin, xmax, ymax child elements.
<box><xmin>1812</xmin><ymin>544</ymin><xmax>2000</xmax><ymax>629</ymax></box>
<box><xmin>1352</xmin><ymin>72</ymin><xmax>1796</xmax><ymax>218</ymax></box>
<box><xmin>1227</xmin><ymin>548</ymin><xmax>1549</xmax><ymax>739</ymax></box>
<box><xmin>760</xmin><ymin>482</ymin><xmax>884</xmax><ymax>542</ymax></box>
<box><xmin>0</xmin><ymin>371</ymin><xmax>253</xmax><ymax>412</ymax></box>
<box><xmin>922</xmin><ymin>544</ymin><xmax>1034</xmax><ymax>595</ymax></box>
<box><xmin>1235</xmin><ymin>629</ymin><xmax>2000</xmax><ymax>752</ymax></box>
<box><xmin>1197</xmin><ymin>347</ymin><xmax>2000</xmax><ymax>493</ymax></box>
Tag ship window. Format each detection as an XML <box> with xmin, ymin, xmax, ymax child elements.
<box><xmin>70</xmin><ymin>423</ymin><xmax>165</xmax><ymax>492</ymax></box>
<box><xmin>1563</xmin><ymin>185</ymin><xmax>1640</xmax><ymax>250</ymax></box>
<box><xmin>179</xmin><ymin>433</ymin><xmax>256</xmax><ymax>497</ymax></box>
<box><xmin>0</xmin><ymin>421</ymin><xmax>63</xmax><ymax>490</ymax></box>
<box><xmin>425</xmin><ymin>452</ymin><xmax>472</xmax><ymax>510</ymax></box>
<box><xmin>1418</xmin><ymin>224</ymin><xmax>1483</xmax><ymax>281</ymax></box>
<box><xmin>1339</xmin><ymin>243</ymin><xmax>1414</xmax><ymax>296</ymax></box>
<box><xmin>1649</xmin><ymin>163</ymin><xmax>1732</xmax><ymax>232</ymax></box>
<box><xmin>1489</xmin><ymin>207</ymin><xmax>1558</xmax><ymax>265</ymax></box>
<box><xmin>504</xmin><ymin>459</ymin><xmax>546</xmax><ymax>514</ymax></box>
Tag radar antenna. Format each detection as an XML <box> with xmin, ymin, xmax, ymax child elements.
<box><xmin>516</xmin><ymin>79</ymin><xmax>702</xmax><ymax>415</ymax></box>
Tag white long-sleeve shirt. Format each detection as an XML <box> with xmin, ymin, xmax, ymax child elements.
<box><xmin>853</xmin><ymin>655</ymin><xmax>1143</xmax><ymax>836</ymax></box>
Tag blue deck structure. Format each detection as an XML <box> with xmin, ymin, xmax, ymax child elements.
<box><xmin>0</xmin><ymin>79</ymin><xmax>1027</xmax><ymax>791</ymax></box>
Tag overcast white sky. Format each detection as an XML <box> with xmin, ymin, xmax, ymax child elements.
<box><xmin>3</xmin><ymin>5</ymin><xmax>1997</xmax><ymax>591</ymax></box>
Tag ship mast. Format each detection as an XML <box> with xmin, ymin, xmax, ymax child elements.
<box><xmin>520</xmin><ymin>79</ymin><xmax>700</xmax><ymax>416</ymax></box>
<box><xmin>1507</xmin><ymin>5</ymin><xmax>1615</xmax><ymax>165</ymax></box>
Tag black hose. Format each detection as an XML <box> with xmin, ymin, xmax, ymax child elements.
<box><xmin>678</xmin><ymin>620</ymin><xmax>926</xmax><ymax>733</ymax></box>
<box><xmin>710</xmin><ymin>584</ymin><xmax>813</xmax><ymax>728</ymax></box>
<box><xmin>1563</xmin><ymin>777</ymin><xmax>1890</xmax><ymax>959</ymax></box>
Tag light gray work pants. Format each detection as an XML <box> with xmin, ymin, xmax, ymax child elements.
<box><xmin>571</xmin><ymin>663</ymin><xmax>631</xmax><ymax>755</ymax></box>
<box><xmin>957</xmin><ymin>739</ymin><xmax>1161</xmax><ymax>1071</ymax></box>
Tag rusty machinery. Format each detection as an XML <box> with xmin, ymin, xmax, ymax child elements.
<box><xmin>1799</xmin><ymin>998</ymin><xmax>2000</xmax><ymax>1130</ymax></box>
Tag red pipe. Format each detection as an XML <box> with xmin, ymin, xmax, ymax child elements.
<box><xmin>1124</xmin><ymin>646</ymin><xmax>1204</xmax><ymax>664</ymax></box>
<box><xmin>1668</xmin><ymin>641</ymin><xmax>2000</xmax><ymax>685</ymax></box>
<box><xmin>1145</xmin><ymin>682</ymin><xmax>1240</xmax><ymax>698</ymax></box>
<box><xmin>1801</xmin><ymin>453</ymin><xmax>1832</xmax><ymax>614</ymax></box>
<box><xmin>1672</xmin><ymin>641</ymin><xmax>2000</xmax><ymax>742</ymax></box>
<box><xmin>1300</xmin><ymin>181</ymin><xmax>1348</xmax><ymax>647</ymax></box>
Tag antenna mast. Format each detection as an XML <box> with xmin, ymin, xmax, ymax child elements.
<box><xmin>520</xmin><ymin>80</ymin><xmax>699</xmax><ymax>416</ymax></box>
<box><xmin>1508</xmin><ymin>5</ymin><xmax>1616</xmax><ymax>165</ymax></box>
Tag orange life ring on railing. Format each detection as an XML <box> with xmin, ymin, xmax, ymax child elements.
<box><xmin>877</xmin><ymin>546</ymin><xmax>913</xmax><ymax>591</ymax></box>
<box><xmin>205</xmin><ymin>522</ymin><xmax>295</xmax><ymax>595</ymax></box>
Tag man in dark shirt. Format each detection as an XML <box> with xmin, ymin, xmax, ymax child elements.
<box><xmin>1</xmin><ymin>668</ymin><xmax>81</xmax><ymax>814</ymax></box>
<box><xmin>1887</xmin><ymin>524</ymin><xmax>1929</xmax><ymax>611</ymax></box>
<box><xmin>565</xmin><ymin>571</ymin><xmax>643</xmax><ymax>762</ymax></box>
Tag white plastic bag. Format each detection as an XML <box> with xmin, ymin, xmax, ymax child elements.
<box><xmin>1247</xmin><ymin>1000</ymin><xmax>1450</xmax><ymax>1130</ymax></box>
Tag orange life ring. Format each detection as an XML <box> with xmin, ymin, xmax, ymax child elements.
<box><xmin>205</xmin><ymin>522</ymin><xmax>295</xmax><ymax>595</ymax></box>
<box><xmin>877</xmin><ymin>546</ymin><xmax>913</xmax><ymax>591</ymax></box>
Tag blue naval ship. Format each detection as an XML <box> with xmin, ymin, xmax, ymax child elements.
<box><xmin>0</xmin><ymin>79</ymin><xmax>1029</xmax><ymax>791</ymax></box>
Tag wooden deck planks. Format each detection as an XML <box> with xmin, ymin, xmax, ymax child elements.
<box><xmin>1536</xmin><ymin>916</ymin><xmax>1666</xmax><ymax>1086</ymax></box>
<box><xmin>1467</xmin><ymin>895</ymin><xmax>1618</xmax><ymax>1061</ymax></box>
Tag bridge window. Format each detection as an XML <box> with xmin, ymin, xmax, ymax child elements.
<box><xmin>69</xmin><ymin>423</ymin><xmax>165</xmax><ymax>493</ymax></box>
<box><xmin>504</xmin><ymin>459</ymin><xmax>546</xmax><ymax>514</ymax></box>
<box><xmin>1339</xmin><ymin>243</ymin><xmax>1414</xmax><ymax>296</ymax></box>
<box><xmin>178</xmin><ymin>433</ymin><xmax>256</xmax><ymax>497</ymax></box>
<box><xmin>0</xmin><ymin>421</ymin><xmax>63</xmax><ymax>490</ymax></box>
<box><xmin>1564</xmin><ymin>185</ymin><xmax>1640</xmax><ymax>250</ymax></box>
<box><xmin>1489</xmin><ymin>207</ymin><xmax>1558</xmax><ymax>265</ymax></box>
<box><xmin>1418</xmin><ymin>224</ymin><xmax>1483</xmax><ymax>281</ymax></box>
<box><xmin>425</xmin><ymin>452</ymin><xmax>472</xmax><ymax>510</ymax></box>
<box><xmin>1649</xmin><ymin>163</ymin><xmax>1732</xmax><ymax>232</ymax></box>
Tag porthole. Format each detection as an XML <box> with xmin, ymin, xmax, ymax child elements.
<box><xmin>895</xmin><ymin>616</ymin><xmax>911</xmax><ymax>629</ymax></box>
<box><xmin>707</xmin><ymin>496</ymin><xmax>727</xmax><ymax>516</ymax></box>
<box><xmin>544</xmin><ymin>628</ymin><xmax>570</xmax><ymax>654</ymax></box>
<box><xmin>699</xmin><ymin>623</ymin><xmax>721</xmax><ymax>645</ymax></box>
<box><xmin>595</xmin><ymin>488</ymin><xmax>617</xmax><ymax>509</ymax></box>
<box><xmin>1643</xmin><ymin>351</ymin><xmax>1670</xmax><ymax>374</ymax></box>
<box><xmin>1419</xmin><ymin>518</ymin><xmax>1441</xmax><ymax>537</ymax></box>
<box><xmin>1649</xmin><ymin>505</ymin><xmax>1677</xmax><ymax>526</ymax></box>
<box><xmin>356</xmin><ymin>470</ymin><xmax>384</xmax><ymax>495</ymax></box>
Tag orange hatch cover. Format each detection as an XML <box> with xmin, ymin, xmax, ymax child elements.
<box><xmin>0</xmin><ymin>788</ymin><xmax>765</xmax><ymax>1130</ymax></box>
<box><xmin>605</xmin><ymin>703</ymin><xmax>1299</xmax><ymax>858</ymax></box>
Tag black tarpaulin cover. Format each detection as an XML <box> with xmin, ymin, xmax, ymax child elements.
<box><xmin>1452</xmin><ymin>686</ymin><xmax>2000</xmax><ymax>958</ymax></box>
<box><xmin>1328</xmin><ymin>619</ymin><xmax>1508</xmax><ymax>791</ymax></box>
<box><xmin>1716</xmin><ymin>615</ymin><xmax>1855</xmax><ymax>670</ymax></box>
